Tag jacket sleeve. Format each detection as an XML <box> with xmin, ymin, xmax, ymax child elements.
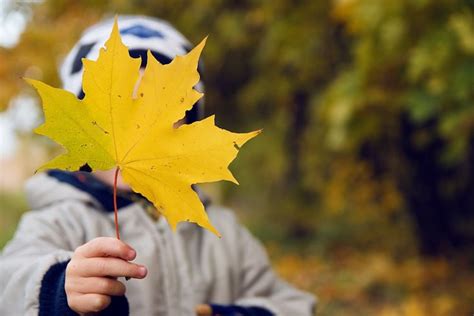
<box><xmin>0</xmin><ymin>205</ymin><xmax>128</xmax><ymax>315</ymax></box>
<box><xmin>234</xmin><ymin>224</ymin><xmax>317</xmax><ymax>316</ymax></box>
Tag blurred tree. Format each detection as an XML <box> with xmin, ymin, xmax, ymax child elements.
<box><xmin>319</xmin><ymin>0</ymin><xmax>474</xmax><ymax>255</ymax></box>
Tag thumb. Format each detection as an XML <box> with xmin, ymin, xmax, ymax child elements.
<box><xmin>195</xmin><ymin>304</ymin><xmax>212</xmax><ymax>316</ymax></box>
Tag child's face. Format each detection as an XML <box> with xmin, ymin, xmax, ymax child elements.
<box><xmin>93</xmin><ymin>169</ymin><xmax>130</xmax><ymax>190</ymax></box>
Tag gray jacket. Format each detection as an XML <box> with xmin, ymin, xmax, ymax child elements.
<box><xmin>0</xmin><ymin>173</ymin><xmax>316</xmax><ymax>315</ymax></box>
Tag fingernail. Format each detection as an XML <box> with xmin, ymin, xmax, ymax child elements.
<box><xmin>127</xmin><ymin>249</ymin><xmax>136</xmax><ymax>260</ymax></box>
<box><xmin>139</xmin><ymin>266</ymin><xmax>147</xmax><ymax>277</ymax></box>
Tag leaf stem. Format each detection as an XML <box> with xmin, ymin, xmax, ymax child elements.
<box><xmin>113</xmin><ymin>166</ymin><xmax>120</xmax><ymax>240</ymax></box>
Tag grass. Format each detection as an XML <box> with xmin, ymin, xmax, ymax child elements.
<box><xmin>0</xmin><ymin>191</ymin><xmax>28</xmax><ymax>249</ymax></box>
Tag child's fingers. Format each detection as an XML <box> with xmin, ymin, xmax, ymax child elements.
<box><xmin>76</xmin><ymin>237</ymin><xmax>136</xmax><ymax>261</ymax></box>
<box><xmin>80</xmin><ymin>257</ymin><xmax>147</xmax><ymax>279</ymax></box>
<box><xmin>195</xmin><ymin>304</ymin><xmax>213</xmax><ymax>316</ymax></box>
<box><xmin>69</xmin><ymin>293</ymin><xmax>112</xmax><ymax>313</ymax></box>
<box><xmin>68</xmin><ymin>276</ymin><xmax>126</xmax><ymax>296</ymax></box>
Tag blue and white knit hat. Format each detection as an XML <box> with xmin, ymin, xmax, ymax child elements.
<box><xmin>60</xmin><ymin>15</ymin><xmax>204</xmax><ymax>123</ymax></box>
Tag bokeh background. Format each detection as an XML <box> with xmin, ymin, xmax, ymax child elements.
<box><xmin>1</xmin><ymin>0</ymin><xmax>473</xmax><ymax>315</ymax></box>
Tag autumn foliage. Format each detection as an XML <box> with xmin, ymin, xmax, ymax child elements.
<box><xmin>27</xmin><ymin>19</ymin><xmax>259</xmax><ymax>235</ymax></box>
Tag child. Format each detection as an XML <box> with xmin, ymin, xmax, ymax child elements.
<box><xmin>0</xmin><ymin>16</ymin><xmax>316</xmax><ymax>315</ymax></box>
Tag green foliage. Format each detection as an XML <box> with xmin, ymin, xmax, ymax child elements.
<box><xmin>324</xmin><ymin>0</ymin><xmax>474</xmax><ymax>163</ymax></box>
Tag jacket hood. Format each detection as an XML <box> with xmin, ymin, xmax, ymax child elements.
<box><xmin>25</xmin><ymin>172</ymin><xmax>101</xmax><ymax>210</ymax></box>
<box><xmin>25</xmin><ymin>170</ymin><xmax>211</xmax><ymax>214</ymax></box>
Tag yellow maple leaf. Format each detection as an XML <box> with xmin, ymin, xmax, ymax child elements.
<box><xmin>26</xmin><ymin>19</ymin><xmax>260</xmax><ymax>236</ymax></box>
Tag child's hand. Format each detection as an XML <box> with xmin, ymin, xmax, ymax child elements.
<box><xmin>195</xmin><ymin>304</ymin><xmax>212</xmax><ymax>316</ymax></box>
<box><xmin>65</xmin><ymin>237</ymin><xmax>148</xmax><ymax>314</ymax></box>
